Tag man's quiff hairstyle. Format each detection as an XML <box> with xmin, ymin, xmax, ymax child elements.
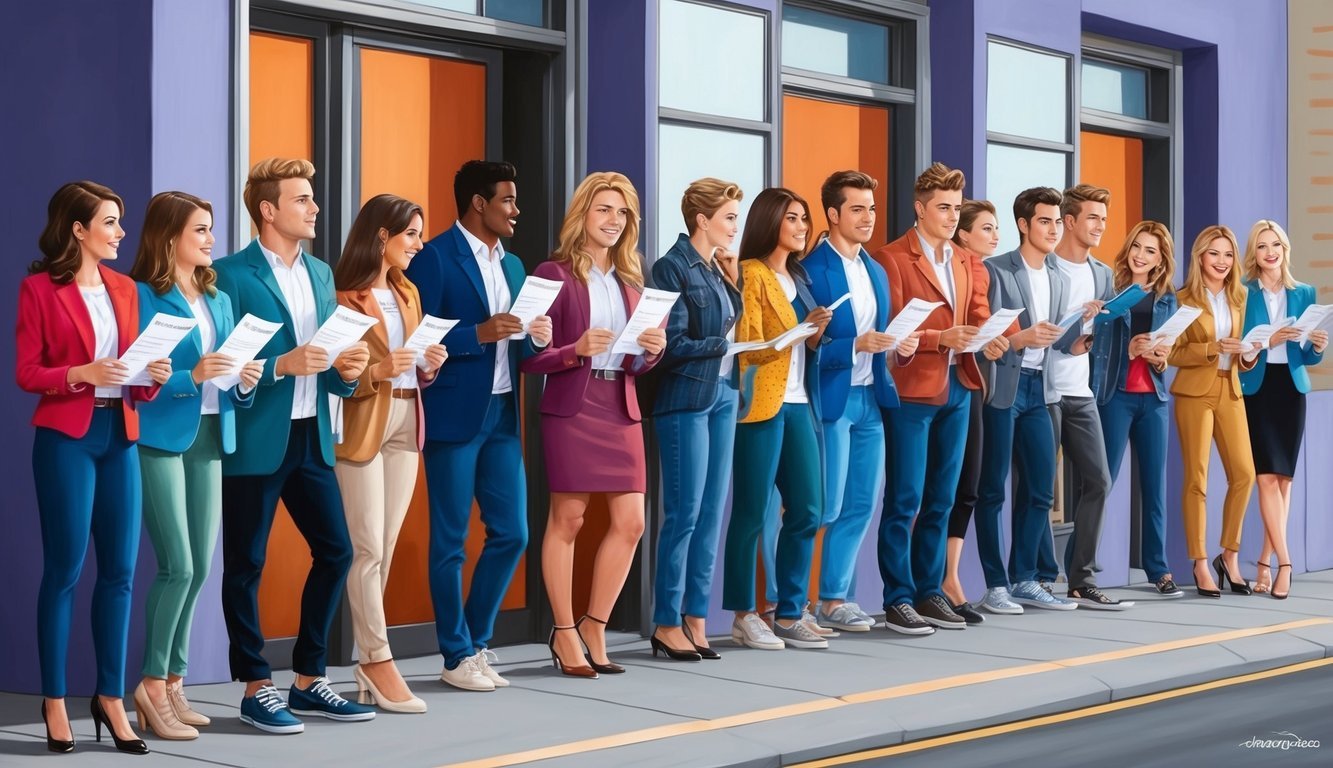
<box><xmin>243</xmin><ymin>158</ymin><xmax>316</xmax><ymax>229</ymax></box>
<box><xmin>1061</xmin><ymin>183</ymin><xmax>1110</xmax><ymax>220</ymax></box>
<box><xmin>1013</xmin><ymin>186</ymin><xmax>1064</xmax><ymax>227</ymax></box>
<box><xmin>820</xmin><ymin>170</ymin><xmax>877</xmax><ymax>221</ymax></box>
<box><xmin>913</xmin><ymin>162</ymin><xmax>966</xmax><ymax>203</ymax></box>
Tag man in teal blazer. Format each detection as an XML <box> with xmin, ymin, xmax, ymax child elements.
<box><xmin>212</xmin><ymin>158</ymin><xmax>375</xmax><ymax>733</ymax></box>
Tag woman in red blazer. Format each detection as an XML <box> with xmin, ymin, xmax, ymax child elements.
<box><xmin>16</xmin><ymin>182</ymin><xmax>170</xmax><ymax>754</ymax></box>
<box><xmin>521</xmin><ymin>172</ymin><xmax>665</xmax><ymax>678</ymax></box>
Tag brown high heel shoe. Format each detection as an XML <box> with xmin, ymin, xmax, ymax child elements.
<box><xmin>548</xmin><ymin>626</ymin><xmax>597</xmax><ymax>678</ymax></box>
<box><xmin>576</xmin><ymin>615</ymin><xmax>625</xmax><ymax>674</ymax></box>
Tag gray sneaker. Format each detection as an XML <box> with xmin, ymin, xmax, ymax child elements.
<box><xmin>844</xmin><ymin>602</ymin><xmax>876</xmax><ymax>625</ymax></box>
<box><xmin>817</xmin><ymin>602</ymin><xmax>874</xmax><ymax>632</ymax></box>
<box><xmin>772</xmin><ymin>619</ymin><xmax>830</xmax><ymax>649</ymax></box>
<box><xmin>980</xmin><ymin>586</ymin><xmax>1024</xmax><ymax>615</ymax></box>
<box><xmin>1012</xmin><ymin>580</ymin><xmax>1078</xmax><ymax>610</ymax></box>
<box><xmin>731</xmin><ymin>613</ymin><xmax>785</xmax><ymax>650</ymax></box>
<box><xmin>800</xmin><ymin>605</ymin><xmax>839</xmax><ymax>637</ymax></box>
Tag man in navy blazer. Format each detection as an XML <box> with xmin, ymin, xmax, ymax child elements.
<box><xmin>404</xmin><ymin>161</ymin><xmax>552</xmax><ymax>691</ymax></box>
<box><xmin>802</xmin><ymin>171</ymin><xmax>919</xmax><ymax>632</ymax></box>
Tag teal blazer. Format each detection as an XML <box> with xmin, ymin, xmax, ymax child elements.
<box><xmin>134</xmin><ymin>282</ymin><xmax>253</xmax><ymax>454</ymax></box>
<box><xmin>213</xmin><ymin>239</ymin><xmax>358</xmax><ymax>475</ymax></box>
<box><xmin>1239</xmin><ymin>279</ymin><xmax>1324</xmax><ymax>395</ymax></box>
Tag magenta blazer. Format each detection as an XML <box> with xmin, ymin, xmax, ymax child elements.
<box><xmin>520</xmin><ymin>260</ymin><xmax>659</xmax><ymax>421</ymax></box>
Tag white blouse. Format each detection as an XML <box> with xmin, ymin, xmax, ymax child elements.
<box><xmin>186</xmin><ymin>295</ymin><xmax>220</xmax><ymax>414</ymax></box>
<box><xmin>1207</xmin><ymin>289</ymin><xmax>1234</xmax><ymax>371</ymax></box>
<box><xmin>80</xmin><ymin>286</ymin><xmax>121</xmax><ymax>398</ymax></box>
<box><xmin>587</xmin><ymin>265</ymin><xmax>628</xmax><ymax>371</ymax></box>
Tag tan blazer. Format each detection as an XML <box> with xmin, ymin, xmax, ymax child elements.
<box><xmin>1168</xmin><ymin>293</ymin><xmax>1255</xmax><ymax>399</ymax></box>
<box><xmin>335</xmin><ymin>273</ymin><xmax>435</xmax><ymax>462</ymax></box>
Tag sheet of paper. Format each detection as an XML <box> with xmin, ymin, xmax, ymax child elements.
<box><xmin>1292</xmin><ymin>303</ymin><xmax>1333</xmax><ymax>343</ymax></box>
<box><xmin>772</xmin><ymin>322</ymin><xmax>819</xmax><ymax>351</ymax></box>
<box><xmin>508</xmin><ymin>275</ymin><xmax>564</xmax><ymax>339</ymax></box>
<box><xmin>212</xmin><ymin>314</ymin><xmax>284</xmax><ymax>390</ymax></box>
<box><xmin>310</xmin><ymin>305</ymin><xmax>378</xmax><ymax>361</ymax></box>
<box><xmin>1241</xmin><ymin>316</ymin><xmax>1296</xmax><ymax>349</ymax></box>
<box><xmin>725</xmin><ymin>339</ymin><xmax>774</xmax><ymax>358</ymax></box>
<box><xmin>611</xmin><ymin>288</ymin><xmax>679</xmax><ymax>355</ymax></box>
<box><xmin>1149</xmin><ymin>304</ymin><xmax>1204</xmax><ymax>345</ymax></box>
<box><xmin>120</xmin><ymin>313</ymin><xmax>198</xmax><ymax>385</ymax></box>
<box><xmin>963</xmin><ymin>308</ymin><xmax>1024</xmax><ymax>353</ymax></box>
<box><xmin>884</xmin><ymin>299</ymin><xmax>944</xmax><ymax>351</ymax></box>
<box><xmin>405</xmin><ymin>314</ymin><xmax>459</xmax><ymax>367</ymax></box>
<box><xmin>826</xmin><ymin>292</ymin><xmax>853</xmax><ymax>312</ymax></box>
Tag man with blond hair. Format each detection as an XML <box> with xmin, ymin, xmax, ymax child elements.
<box><xmin>214</xmin><ymin>158</ymin><xmax>376</xmax><ymax>732</ymax></box>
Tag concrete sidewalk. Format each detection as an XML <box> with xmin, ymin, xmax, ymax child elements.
<box><xmin>2</xmin><ymin>572</ymin><xmax>1331</xmax><ymax>767</ymax></box>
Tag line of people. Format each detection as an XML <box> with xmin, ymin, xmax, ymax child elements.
<box><xmin>17</xmin><ymin>158</ymin><xmax>1324</xmax><ymax>756</ymax></box>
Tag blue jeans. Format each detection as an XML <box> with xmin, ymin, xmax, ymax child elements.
<box><xmin>976</xmin><ymin>370</ymin><xmax>1057</xmax><ymax>588</ymax></box>
<box><xmin>652</xmin><ymin>384</ymin><xmax>738</xmax><ymax>626</ymax></box>
<box><xmin>424</xmin><ymin>395</ymin><xmax>528</xmax><ymax>669</ymax></box>
<box><xmin>878</xmin><ymin>370</ymin><xmax>972</xmax><ymax>607</ymax></box>
<box><xmin>1100</xmin><ymin>390</ymin><xmax>1171</xmax><ymax>581</ymax></box>
<box><xmin>34</xmin><ymin>411</ymin><xmax>141</xmax><ymax>698</ymax></box>
<box><xmin>819</xmin><ymin>386</ymin><xmax>884</xmax><ymax>600</ymax></box>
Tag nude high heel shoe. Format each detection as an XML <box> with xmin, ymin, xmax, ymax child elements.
<box><xmin>166</xmin><ymin>681</ymin><xmax>211</xmax><ymax>727</ymax></box>
<box><xmin>354</xmin><ymin>665</ymin><xmax>427</xmax><ymax>714</ymax></box>
<box><xmin>133</xmin><ymin>682</ymin><xmax>198</xmax><ymax>741</ymax></box>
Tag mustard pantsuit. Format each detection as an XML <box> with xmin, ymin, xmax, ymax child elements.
<box><xmin>1169</xmin><ymin>298</ymin><xmax>1256</xmax><ymax>561</ymax></box>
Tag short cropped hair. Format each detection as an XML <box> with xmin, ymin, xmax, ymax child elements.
<box><xmin>913</xmin><ymin>162</ymin><xmax>966</xmax><ymax>203</ymax></box>
<box><xmin>454</xmin><ymin>160</ymin><xmax>518</xmax><ymax>217</ymax></box>
<box><xmin>681</xmin><ymin>177</ymin><xmax>743</xmax><ymax>234</ymax></box>
<box><xmin>1013</xmin><ymin>186</ymin><xmax>1064</xmax><ymax>227</ymax></box>
<box><xmin>820</xmin><ymin>170</ymin><xmax>877</xmax><ymax>220</ymax></box>
<box><xmin>1061</xmin><ymin>183</ymin><xmax>1110</xmax><ymax>220</ymax></box>
<box><xmin>243</xmin><ymin>158</ymin><xmax>316</xmax><ymax>229</ymax></box>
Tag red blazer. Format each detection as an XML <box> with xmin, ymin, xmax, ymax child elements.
<box><xmin>871</xmin><ymin>230</ymin><xmax>992</xmax><ymax>405</ymax></box>
<box><xmin>16</xmin><ymin>266</ymin><xmax>160</xmax><ymax>439</ymax></box>
<box><xmin>520</xmin><ymin>260</ymin><xmax>659</xmax><ymax>420</ymax></box>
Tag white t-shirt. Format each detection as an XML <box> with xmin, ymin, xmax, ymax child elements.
<box><xmin>776</xmin><ymin>273</ymin><xmax>808</xmax><ymax>404</ymax></box>
<box><xmin>1049</xmin><ymin>257</ymin><xmax>1094</xmax><ymax>397</ymax></box>
<box><xmin>373</xmin><ymin>288</ymin><xmax>416</xmax><ymax>389</ymax></box>
<box><xmin>186</xmin><ymin>295</ymin><xmax>220</xmax><ymax>414</ymax></box>
<box><xmin>81</xmin><ymin>286</ymin><xmax>121</xmax><ymax>399</ymax></box>
<box><xmin>1022</xmin><ymin>263</ymin><xmax>1051</xmax><ymax>370</ymax></box>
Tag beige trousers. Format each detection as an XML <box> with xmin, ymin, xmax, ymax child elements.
<box><xmin>1174</xmin><ymin>373</ymin><xmax>1255</xmax><ymax>561</ymax></box>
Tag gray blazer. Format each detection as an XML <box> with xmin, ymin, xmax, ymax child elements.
<box><xmin>979</xmin><ymin>249</ymin><xmax>1073</xmax><ymax>409</ymax></box>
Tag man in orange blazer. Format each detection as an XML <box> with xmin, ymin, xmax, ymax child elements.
<box><xmin>870</xmin><ymin>163</ymin><xmax>1006</xmax><ymax>635</ymax></box>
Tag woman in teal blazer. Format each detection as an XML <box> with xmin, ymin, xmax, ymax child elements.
<box><xmin>1238</xmin><ymin>220</ymin><xmax>1327</xmax><ymax>599</ymax></box>
<box><xmin>129</xmin><ymin>192</ymin><xmax>262</xmax><ymax>739</ymax></box>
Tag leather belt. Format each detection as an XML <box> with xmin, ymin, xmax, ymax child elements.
<box><xmin>92</xmin><ymin>397</ymin><xmax>122</xmax><ymax>408</ymax></box>
<box><xmin>391</xmin><ymin>388</ymin><xmax>418</xmax><ymax>399</ymax></box>
<box><xmin>591</xmin><ymin>369</ymin><xmax>621</xmax><ymax>381</ymax></box>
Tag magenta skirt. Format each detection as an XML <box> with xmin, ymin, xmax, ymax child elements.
<box><xmin>542</xmin><ymin>377</ymin><xmax>646</xmax><ymax>493</ymax></box>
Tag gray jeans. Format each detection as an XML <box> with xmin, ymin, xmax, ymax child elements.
<box><xmin>1049</xmin><ymin>396</ymin><xmax>1112</xmax><ymax>590</ymax></box>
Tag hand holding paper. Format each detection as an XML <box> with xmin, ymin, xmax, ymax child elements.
<box><xmin>612</xmin><ymin>288</ymin><xmax>679</xmax><ymax>355</ymax></box>
<box><xmin>310</xmin><ymin>306</ymin><xmax>378</xmax><ymax>361</ymax></box>
<box><xmin>405</xmin><ymin>315</ymin><xmax>458</xmax><ymax>367</ymax></box>
<box><xmin>886</xmin><ymin>299</ymin><xmax>944</xmax><ymax>351</ymax></box>
<box><xmin>963</xmin><ymin>308</ymin><xmax>1024</xmax><ymax>353</ymax></box>
<box><xmin>1291</xmin><ymin>303</ymin><xmax>1333</xmax><ymax>343</ymax></box>
<box><xmin>213</xmin><ymin>314</ymin><xmax>284</xmax><ymax>390</ymax></box>
<box><xmin>773</xmin><ymin>322</ymin><xmax>820</xmax><ymax>351</ymax></box>
<box><xmin>121</xmin><ymin>313</ymin><xmax>197</xmax><ymax>385</ymax></box>
<box><xmin>1149</xmin><ymin>304</ymin><xmax>1203</xmax><ymax>345</ymax></box>
<box><xmin>509</xmin><ymin>276</ymin><xmax>563</xmax><ymax>339</ymax></box>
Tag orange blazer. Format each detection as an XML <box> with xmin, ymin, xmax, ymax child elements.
<box><xmin>334</xmin><ymin>273</ymin><xmax>436</xmax><ymax>462</ymax></box>
<box><xmin>1167</xmin><ymin>292</ymin><xmax>1255</xmax><ymax>399</ymax></box>
<box><xmin>871</xmin><ymin>231</ymin><xmax>991</xmax><ymax>405</ymax></box>
<box><xmin>15</xmin><ymin>266</ymin><xmax>159</xmax><ymax>439</ymax></box>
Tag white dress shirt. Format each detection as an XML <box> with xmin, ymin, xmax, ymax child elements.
<box><xmin>776</xmin><ymin>273</ymin><xmax>809</xmax><ymax>404</ymax></box>
<box><xmin>81</xmin><ymin>286</ymin><xmax>121</xmax><ymax>398</ymax></box>
<box><xmin>457</xmin><ymin>222</ymin><xmax>514</xmax><ymax>394</ymax></box>
<box><xmin>373</xmin><ymin>288</ymin><xmax>417</xmax><ymax>389</ymax></box>
<box><xmin>587</xmin><ymin>264</ymin><xmax>628</xmax><ymax>370</ymax></box>
<box><xmin>186</xmin><ymin>294</ymin><xmax>220</xmax><ymax>414</ymax></box>
<box><xmin>1022</xmin><ymin>262</ymin><xmax>1051</xmax><ymax>370</ymax></box>
<box><xmin>1208</xmin><ymin>288</ymin><xmax>1235</xmax><ymax>370</ymax></box>
<box><xmin>1049</xmin><ymin>257</ymin><xmax>1094</xmax><ymax>398</ymax></box>
<box><xmin>916</xmin><ymin>229</ymin><xmax>957</xmax><ymax>366</ymax></box>
<box><xmin>259</xmin><ymin>240</ymin><xmax>319</xmax><ymax>419</ymax></box>
<box><xmin>836</xmin><ymin>245</ymin><xmax>878</xmax><ymax>386</ymax></box>
<box><xmin>1261</xmin><ymin>283</ymin><xmax>1289</xmax><ymax>365</ymax></box>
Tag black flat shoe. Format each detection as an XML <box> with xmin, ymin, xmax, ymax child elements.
<box><xmin>681</xmin><ymin>620</ymin><xmax>721</xmax><ymax>659</ymax></box>
<box><xmin>951</xmin><ymin>601</ymin><xmax>986</xmax><ymax>625</ymax></box>
<box><xmin>576</xmin><ymin>615</ymin><xmax>625</xmax><ymax>674</ymax></box>
<box><xmin>90</xmin><ymin>696</ymin><xmax>148</xmax><ymax>755</ymax></box>
<box><xmin>1213</xmin><ymin>554</ymin><xmax>1252</xmax><ymax>595</ymax></box>
<box><xmin>42</xmin><ymin>701</ymin><xmax>74</xmax><ymax>753</ymax></box>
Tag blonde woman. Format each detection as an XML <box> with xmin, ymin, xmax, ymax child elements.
<box><xmin>1169</xmin><ymin>226</ymin><xmax>1258</xmax><ymax>597</ymax></box>
<box><xmin>1238</xmin><ymin>221</ymin><xmax>1327</xmax><ymax>599</ymax></box>
<box><xmin>521</xmin><ymin>172</ymin><xmax>666</xmax><ymax>677</ymax></box>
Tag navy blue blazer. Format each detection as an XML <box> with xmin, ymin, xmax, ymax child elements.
<box><xmin>650</xmin><ymin>234</ymin><xmax>743</xmax><ymax>416</ymax></box>
<box><xmin>134</xmin><ymin>283</ymin><xmax>254</xmax><ymax>454</ymax></box>
<box><xmin>405</xmin><ymin>223</ymin><xmax>541</xmax><ymax>443</ymax></box>
<box><xmin>802</xmin><ymin>239</ymin><xmax>901</xmax><ymax>419</ymax></box>
<box><xmin>1239</xmin><ymin>279</ymin><xmax>1325</xmax><ymax>395</ymax></box>
<box><xmin>1089</xmin><ymin>288</ymin><xmax>1177</xmax><ymax>405</ymax></box>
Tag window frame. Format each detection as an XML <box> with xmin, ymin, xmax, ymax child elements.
<box><xmin>985</xmin><ymin>36</ymin><xmax>1075</xmax><ymax>191</ymax></box>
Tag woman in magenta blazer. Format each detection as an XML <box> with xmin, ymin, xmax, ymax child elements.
<box><xmin>17</xmin><ymin>181</ymin><xmax>171</xmax><ymax>754</ymax></box>
<box><xmin>521</xmin><ymin>172</ymin><xmax>665</xmax><ymax>678</ymax></box>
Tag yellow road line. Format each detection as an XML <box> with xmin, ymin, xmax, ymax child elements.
<box><xmin>439</xmin><ymin>618</ymin><xmax>1331</xmax><ymax>768</ymax></box>
<box><xmin>790</xmin><ymin>657</ymin><xmax>1333</xmax><ymax>767</ymax></box>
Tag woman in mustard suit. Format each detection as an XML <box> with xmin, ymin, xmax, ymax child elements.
<box><xmin>1169</xmin><ymin>225</ymin><xmax>1259</xmax><ymax>598</ymax></box>
<box><xmin>333</xmin><ymin>194</ymin><xmax>447</xmax><ymax>710</ymax></box>
<box><xmin>128</xmin><ymin>191</ymin><xmax>262</xmax><ymax>740</ymax></box>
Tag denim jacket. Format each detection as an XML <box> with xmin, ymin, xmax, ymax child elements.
<box><xmin>1089</xmin><ymin>289</ymin><xmax>1177</xmax><ymax>405</ymax></box>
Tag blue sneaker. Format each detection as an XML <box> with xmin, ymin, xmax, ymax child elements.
<box><xmin>239</xmin><ymin>685</ymin><xmax>304</xmax><ymax>734</ymax></box>
<box><xmin>288</xmin><ymin>677</ymin><xmax>376</xmax><ymax>722</ymax></box>
<box><xmin>1011</xmin><ymin>580</ymin><xmax>1077</xmax><ymax>611</ymax></box>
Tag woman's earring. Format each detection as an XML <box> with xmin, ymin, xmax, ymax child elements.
<box><xmin>379</xmin><ymin>241</ymin><xmax>386</xmax><ymax>258</ymax></box>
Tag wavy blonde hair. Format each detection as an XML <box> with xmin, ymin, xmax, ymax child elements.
<box><xmin>1111</xmin><ymin>221</ymin><xmax>1175</xmax><ymax>298</ymax></box>
<box><xmin>1179</xmin><ymin>225</ymin><xmax>1245</xmax><ymax>310</ymax></box>
<box><xmin>1241</xmin><ymin>219</ymin><xmax>1296</xmax><ymax>289</ymax></box>
<box><xmin>553</xmin><ymin>172</ymin><xmax>644</xmax><ymax>287</ymax></box>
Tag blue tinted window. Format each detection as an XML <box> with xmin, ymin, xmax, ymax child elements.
<box><xmin>987</xmin><ymin>41</ymin><xmax>1069</xmax><ymax>143</ymax></box>
<box><xmin>781</xmin><ymin>6</ymin><xmax>889</xmax><ymax>84</ymax></box>
<box><xmin>985</xmin><ymin>143</ymin><xmax>1068</xmax><ymax>251</ymax></box>
<box><xmin>485</xmin><ymin>0</ymin><xmax>544</xmax><ymax>26</ymax></box>
<box><xmin>1082</xmin><ymin>59</ymin><xmax>1148</xmax><ymax>119</ymax></box>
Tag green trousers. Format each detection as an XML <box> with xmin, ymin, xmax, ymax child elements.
<box><xmin>138</xmin><ymin>415</ymin><xmax>222</xmax><ymax>679</ymax></box>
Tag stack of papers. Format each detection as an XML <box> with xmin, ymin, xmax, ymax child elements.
<box><xmin>726</xmin><ymin>323</ymin><xmax>820</xmax><ymax>357</ymax></box>
<box><xmin>1240</xmin><ymin>316</ymin><xmax>1296</xmax><ymax>349</ymax></box>
<box><xmin>1291</xmin><ymin>303</ymin><xmax>1333</xmax><ymax>343</ymax></box>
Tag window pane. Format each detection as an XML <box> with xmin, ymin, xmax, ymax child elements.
<box><xmin>985</xmin><ymin>143</ymin><xmax>1068</xmax><ymax>252</ymax></box>
<box><xmin>484</xmin><ymin>0</ymin><xmax>544</xmax><ymax>26</ymax></box>
<box><xmin>986</xmin><ymin>41</ymin><xmax>1068</xmax><ymax>143</ymax></box>
<box><xmin>656</xmin><ymin>123</ymin><xmax>766</xmax><ymax>259</ymax></box>
<box><xmin>1081</xmin><ymin>59</ymin><xmax>1148</xmax><ymax>119</ymax></box>
<box><xmin>400</xmin><ymin>0</ymin><xmax>475</xmax><ymax>13</ymax></box>
<box><xmin>659</xmin><ymin>0</ymin><xmax>765</xmax><ymax>121</ymax></box>
<box><xmin>781</xmin><ymin>6</ymin><xmax>889</xmax><ymax>85</ymax></box>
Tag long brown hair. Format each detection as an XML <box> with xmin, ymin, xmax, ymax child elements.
<box><xmin>335</xmin><ymin>194</ymin><xmax>425</xmax><ymax>291</ymax></box>
<box><xmin>552</xmin><ymin>172</ymin><xmax>644</xmax><ymax>287</ymax></box>
<box><xmin>1111</xmin><ymin>221</ymin><xmax>1175</xmax><ymax>298</ymax></box>
<box><xmin>32</xmin><ymin>181</ymin><xmax>124</xmax><ymax>284</ymax></box>
<box><xmin>738</xmin><ymin>187</ymin><xmax>810</xmax><ymax>282</ymax></box>
<box><xmin>130</xmin><ymin>191</ymin><xmax>218</xmax><ymax>297</ymax></box>
<box><xmin>1179</xmin><ymin>225</ymin><xmax>1245</xmax><ymax>310</ymax></box>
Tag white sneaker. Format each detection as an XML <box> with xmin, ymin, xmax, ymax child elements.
<box><xmin>800</xmin><ymin>605</ymin><xmax>840</xmax><ymax>637</ymax></box>
<box><xmin>476</xmin><ymin>649</ymin><xmax>510</xmax><ymax>687</ymax></box>
<box><xmin>845</xmin><ymin>602</ymin><xmax>877</xmax><ymax>626</ymax></box>
<box><xmin>440</xmin><ymin>654</ymin><xmax>495</xmax><ymax>691</ymax></box>
<box><xmin>980</xmin><ymin>586</ymin><xmax>1024</xmax><ymax>615</ymax></box>
<box><xmin>731</xmin><ymin>613</ymin><xmax>785</xmax><ymax>650</ymax></box>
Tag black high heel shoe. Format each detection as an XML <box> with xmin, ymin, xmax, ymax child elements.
<box><xmin>650</xmin><ymin>632</ymin><xmax>702</xmax><ymax>662</ymax></box>
<box><xmin>681</xmin><ymin>620</ymin><xmax>721</xmax><ymax>660</ymax></box>
<box><xmin>575</xmin><ymin>615</ymin><xmax>626</xmax><ymax>674</ymax></box>
<box><xmin>548</xmin><ymin>626</ymin><xmax>597</xmax><ymax>678</ymax></box>
<box><xmin>41</xmin><ymin>701</ymin><xmax>74</xmax><ymax>753</ymax></box>
<box><xmin>1212</xmin><ymin>554</ymin><xmax>1252</xmax><ymax>595</ymax></box>
<box><xmin>90</xmin><ymin>695</ymin><xmax>149</xmax><ymax>755</ymax></box>
<box><xmin>1272</xmin><ymin>564</ymin><xmax>1293</xmax><ymax>600</ymax></box>
<box><xmin>1193</xmin><ymin>561</ymin><xmax>1221</xmax><ymax>598</ymax></box>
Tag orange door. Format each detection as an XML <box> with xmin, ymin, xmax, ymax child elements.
<box><xmin>1080</xmin><ymin>131</ymin><xmax>1145</xmax><ymax>264</ymax></box>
